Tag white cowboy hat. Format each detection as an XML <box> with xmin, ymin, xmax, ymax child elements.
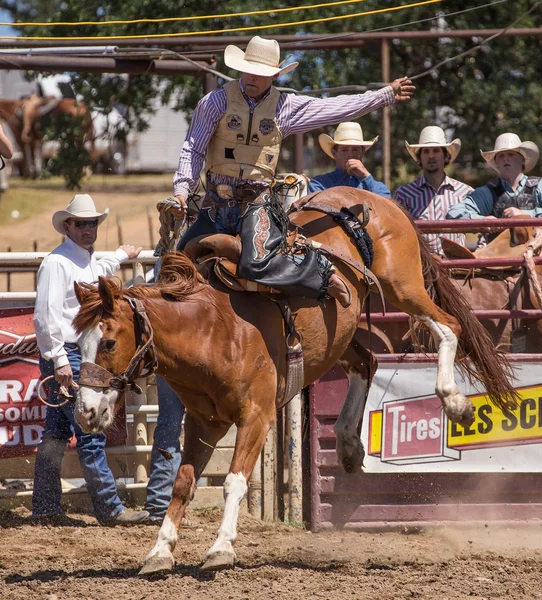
<box><xmin>318</xmin><ymin>122</ymin><xmax>378</xmax><ymax>159</ymax></box>
<box><xmin>480</xmin><ymin>132</ymin><xmax>539</xmax><ymax>174</ymax></box>
<box><xmin>224</xmin><ymin>35</ymin><xmax>298</xmax><ymax>77</ymax></box>
<box><xmin>405</xmin><ymin>126</ymin><xmax>461</xmax><ymax>163</ymax></box>
<box><xmin>52</xmin><ymin>194</ymin><xmax>109</xmax><ymax>234</ymax></box>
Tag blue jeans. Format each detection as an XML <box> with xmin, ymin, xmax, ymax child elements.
<box><xmin>177</xmin><ymin>205</ymin><xmax>242</xmax><ymax>251</ymax></box>
<box><xmin>145</xmin><ymin>261</ymin><xmax>185</xmax><ymax>519</ymax></box>
<box><xmin>32</xmin><ymin>345</ymin><xmax>124</xmax><ymax>522</ymax></box>
<box><xmin>145</xmin><ymin>376</ymin><xmax>184</xmax><ymax>519</ymax></box>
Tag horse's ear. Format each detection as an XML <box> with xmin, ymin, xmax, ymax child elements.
<box><xmin>74</xmin><ymin>281</ymin><xmax>87</xmax><ymax>306</ymax></box>
<box><xmin>98</xmin><ymin>276</ymin><xmax>116</xmax><ymax>314</ymax></box>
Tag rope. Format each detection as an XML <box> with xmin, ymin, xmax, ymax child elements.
<box><xmin>7</xmin><ymin>0</ymin><xmax>442</xmax><ymax>41</ymax></box>
<box><xmin>409</xmin><ymin>0</ymin><xmax>542</xmax><ymax>81</ymax></box>
<box><xmin>36</xmin><ymin>375</ymin><xmax>75</xmax><ymax>408</ymax></box>
<box><xmin>155</xmin><ymin>197</ymin><xmax>186</xmax><ymax>258</ymax></box>
<box><xmin>4</xmin><ymin>0</ymin><xmax>371</xmax><ymax>27</ymax></box>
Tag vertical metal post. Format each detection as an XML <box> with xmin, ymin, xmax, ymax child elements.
<box><xmin>6</xmin><ymin>246</ymin><xmax>11</xmax><ymax>292</ymax></box>
<box><xmin>248</xmin><ymin>454</ymin><xmax>262</xmax><ymax>517</ymax></box>
<box><xmin>146</xmin><ymin>374</ymin><xmax>158</xmax><ymax>455</ymax></box>
<box><xmin>130</xmin><ymin>262</ymin><xmax>148</xmax><ymax>505</ymax></box>
<box><xmin>286</xmin><ymin>393</ymin><xmax>303</xmax><ymax>524</ymax></box>
<box><xmin>33</xmin><ymin>241</ymin><xmax>38</xmax><ymax>290</ymax></box>
<box><xmin>381</xmin><ymin>39</ymin><xmax>391</xmax><ymax>189</ymax></box>
<box><xmin>146</xmin><ymin>206</ymin><xmax>155</xmax><ymax>249</ymax></box>
<box><xmin>294</xmin><ymin>132</ymin><xmax>304</xmax><ymax>175</ymax></box>
<box><xmin>262</xmin><ymin>424</ymin><xmax>276</xmax><ymax>521</ymax></box>
<box><xmin>203</xmin><ymin>70</ymin><xmax>218</xmax><ymax>94</ymax></box>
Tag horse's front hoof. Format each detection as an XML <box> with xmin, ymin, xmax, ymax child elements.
<box><xmin>443</xmin><ymin>393</ymin><xmax>475</xmax><ymax>427</ymax></box>
<box><xmin>336</xmin><ymin>436</ymin><xmax>365</xmax><ymax>474</ymax></box>
<box><xmin>139</xmin><ymin>555</ymin><xmax>175</xmax><ymax>577</ymax></box>
<box><xmin>201</xmin><ymin>551</ymin><xmax>235</xmax><ymax>572</ymax></box>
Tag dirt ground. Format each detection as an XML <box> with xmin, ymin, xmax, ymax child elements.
<box><xmin>1</xmin><ymin>506</ymin><xmax>542</xmax><ymax>600</ymax></box>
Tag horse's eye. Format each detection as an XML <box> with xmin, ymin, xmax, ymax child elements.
<box><xmin>103</xmin><ymin>339</ymin><xmax>116</xmax><ymax>351</ymax></box>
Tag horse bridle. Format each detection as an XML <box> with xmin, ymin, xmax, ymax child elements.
<box><xmin>78</xmin><ymin>297</ymin><xmax>158</xmax><ymax>395</ymax></box>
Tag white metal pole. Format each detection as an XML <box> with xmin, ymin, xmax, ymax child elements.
<box><xmin>286</xmin><ymin>393</ymin><xmax>303</xmax><ymax>524</ymax></box>
<box><xmin>262</xmin><ymin>425</ymin><xmax>276</xmax><ymax>522</ymax></box>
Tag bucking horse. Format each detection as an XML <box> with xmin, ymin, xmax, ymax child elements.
<box><xmin>71</xmin><ymin>188</ymin><xmax>519</xmax><ymax>575</ymax></box>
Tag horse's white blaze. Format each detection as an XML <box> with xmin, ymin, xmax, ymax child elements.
<box><xmin>144</xmin><ymin>515</ymin><xmax>178</xmax><ymax>562</ymax></box>
<box><xmin>334</xmin><ymin>368</ymin><xmax>368</xmax><ymax>457</ymax></box>
<box><xmin>75</xmin><ymin>324</ymin><xmax>117</xmax><ymax>432</ymax></box>
<box><xmin>206</xmin><ymin>472</ymin><xmax>247</xmax><ymax>558</ymax></box>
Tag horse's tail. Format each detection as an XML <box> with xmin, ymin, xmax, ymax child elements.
<box><xmin>415</xmin><ymin>228</ymin><xmax>519</xmax><ymax>410</ymax></box>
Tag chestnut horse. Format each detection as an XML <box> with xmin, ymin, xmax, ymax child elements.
<box><xmin>72</xmin><ymin>188</ymin><xmax>517</xmax><ymax>575</ymax></box>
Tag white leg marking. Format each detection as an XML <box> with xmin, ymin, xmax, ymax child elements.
<box><xmin>419</xmin><ymin>316</ymin><xmax>458</xmax><ymax>399</ymax></box>
<box><xmin>206</xmin><ymin>472</ymin><xmax>247</xmax><ymax>558</ymax></box>
<box><xmin>334</xmin><ymin>368</ymin><xmax>368</xmax><ymax>472</ymax></box>
<box><xmin>419</xmin><ymin>316</ymin><xmax>474</xmax><ymax>424</ymax></box>
<box><xmin>145</xmin><ymin>515</ymin><xmax>178</xmax><ymax>562</ymax></box>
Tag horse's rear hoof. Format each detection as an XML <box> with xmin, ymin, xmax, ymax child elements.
<box><xmin>201</xmin><ymin>551</ymin><xmax>235</xmax><ymax>571</ymax></box>
<box><xmin>139</xmin><ymin>555</ymin><xmax>175</xmax><ymax>577</ymax></box>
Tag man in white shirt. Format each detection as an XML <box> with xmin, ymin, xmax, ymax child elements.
<box><xmin>32</xmin><ymin>194</ymin><xmax>148</xmax><ymax>525</ymax></box>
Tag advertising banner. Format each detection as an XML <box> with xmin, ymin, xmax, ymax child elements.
<box><xmin>362</xmin><ymin>362</ymin><xmax>542</xmax><ymax>473</ymax></box>
<box><xmin>0</xmin><ymin>307</ymin><xmax>126</xmax><ymax>459</ymax></box>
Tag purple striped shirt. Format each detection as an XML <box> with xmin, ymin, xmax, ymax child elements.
<box><xmin>173</xmin><ymin>79</ymin><xmax>395</xmax><ymax>197</ymax></box>
<box><xmin>393</xmin><ymin>174</ymin><xmax>474</xmax><ymax>255</ymax></box>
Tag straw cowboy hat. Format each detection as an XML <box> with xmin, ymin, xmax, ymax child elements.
<box><xmin>318</xmin><ymin>122</ymin><xmax>378</xmax><ymax>159</ymax></box>
<box><xmin>52</xmin><ymin>194</ymin><xmax>109</xmax><ymax>234</ymax></box>
<box><xmin>224</xmin><ymin>35</ymin><xmax>298</xmax><ymax>77</ymax></box>
<box><xmin>405</xmin><ymin>126</ymin><xmax>461</xmax><ymax>163</ymax></box>
<box><xmin>481</xmin><ymin>132</ymin><xmax>539</xmax><ymax>174</ymax></box>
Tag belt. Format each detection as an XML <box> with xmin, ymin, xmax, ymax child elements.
<box><xmin>208</xmin><ymin>182</ymin><xmax>267</xmax><ymax>202</ymax></box>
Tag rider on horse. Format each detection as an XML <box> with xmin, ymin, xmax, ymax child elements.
<box><xmin>163</xmin><ymin>35</ymin><xmax>415</xmax><ymax>307</ymax></box>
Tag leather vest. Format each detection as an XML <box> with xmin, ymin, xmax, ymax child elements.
<box><xmin>488</xmin><ymin>177</ymin><xmax>541</xmax><ymax>218</ymax></box>
<box><xmin>206</xmin><ymin>81</ymin><xmax>282</xmax><ymax>183</ymax></box>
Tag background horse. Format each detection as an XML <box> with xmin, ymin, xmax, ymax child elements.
<box><xmin>358</xmin><ymin>222</ymin><xmax>542</xmax><ymax>354</ymax></box>
<box><xmin>72</xmin><ymin>188</ymin><xmax>518</xmax><ymax>575</ymax></box>
<box><xmin>0</xmin><ymin>95</ymin><xmax>95</xmax><ymax>178</ymax></box>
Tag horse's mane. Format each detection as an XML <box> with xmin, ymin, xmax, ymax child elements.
<box><xmin>73</xmin><ymin>251</ymin><xmax>206</xmax><ymax>334</ymax></box>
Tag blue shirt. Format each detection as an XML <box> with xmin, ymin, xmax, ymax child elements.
<box><xmin>308</xmin><ymin>167</ymin><xmax>391</xmax><ymax>197</ymax></box>
<box><xmin>446</xmin><ymin>174</ymin><xmax>542</xmax><ymax>219</ymax></box>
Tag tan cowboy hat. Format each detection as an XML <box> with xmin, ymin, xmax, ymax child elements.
<box><xmin>480</xmin><ymin>132</ymin><xmax>539</xmax><ymax>174</ymax></box>
<box><xmin>318</xmin><ymin>122</ymin><xmax>378</xmax><ymax>159</ymax></box>
<box><xmin>52</xmin><ymin>194</ymin><xmax>109</xmax><ymax>234</ymax></box>
<box><xmin>224</xmin><ymin>35</ymin><xmax>298</xmax><ymax>77</ymax></box>
<box><xmin>405</xmin><ymin>126</ymin><xmax>461</xmax><ymax>163</ymax></box>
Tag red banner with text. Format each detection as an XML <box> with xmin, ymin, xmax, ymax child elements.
<box><xmin>0</xmin><ymin>307</ymin><xmax>126</xmax><ymax>459</ymax></box>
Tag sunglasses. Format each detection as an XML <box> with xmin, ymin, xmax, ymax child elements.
<box><xmin>68</xmin><ymin>219</ymin><xmax>99</xmax><ymax>229</ymax></box>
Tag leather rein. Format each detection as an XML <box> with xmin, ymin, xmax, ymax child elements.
<box><xmin>78</xmin><ymin>297</ymin><xmax>158</xmax><ymax>395</ymax></box>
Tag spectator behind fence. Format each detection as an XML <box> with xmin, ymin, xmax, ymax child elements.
<box><xmin>393</xmin><ymin>126</ymin><xmax>473</xmax><ymax>256</ymax></box>
<box><xmin>32</xmin><ymin>194</ymin><xmax>149</xmax><ymax>526</ymax></box>
<box><xmin>447</xmin><ymin>133</ymin><xmax>542</xmax><ymax>244</ymax></box>
<box><xmin>308</xmin><ymin>122</ymin><xmax>391</xmax><ymax>196</ymax></box>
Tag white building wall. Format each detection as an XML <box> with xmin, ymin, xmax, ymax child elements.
<box><xmin>126</xmin><ymin>101</ymin><xmax>188</xmax><ymax>172</ymax></box>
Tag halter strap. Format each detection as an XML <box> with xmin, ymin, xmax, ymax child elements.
<box><xmin>78</xmin><ymin>297</ymin><xmax>158</xmax><ymax>393</ymax></box>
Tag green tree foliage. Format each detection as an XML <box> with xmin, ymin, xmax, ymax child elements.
<box><xmin>1</xmin><ymin>0</ymin><xmax>540</xmax><ymax>188</ymax></box>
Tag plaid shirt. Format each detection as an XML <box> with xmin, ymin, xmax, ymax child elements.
<box><xmin>393</xmin><ymin>174</ymin><xmax>474</xmax><ymax>255</ymax></box>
